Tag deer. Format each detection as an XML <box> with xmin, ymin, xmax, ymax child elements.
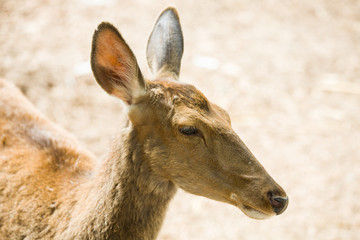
<box><xmin>0</xmin><ymin>7</ymin><xmax>288</xmax><ymax>240</ymax></box>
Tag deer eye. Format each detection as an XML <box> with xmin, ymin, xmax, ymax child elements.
<box><xmin>179</xmin><ymin>126</ymin><xmax>198</xmax><ymax>136</ymax></box>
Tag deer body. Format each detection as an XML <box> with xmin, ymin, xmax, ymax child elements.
<box><xmin>0</xmin><ymin>8</ymin><xmax>288</xmax><ymax>240</ymax></box>
<box><xmin>0</xmin><ymin>81</ymin><xmax>177</xmax><ymax>240</ymax></box>
<box><xmin>0</xmin><ymin>79</ymin><xmax>176</xmax><ymax>240</ymax></box>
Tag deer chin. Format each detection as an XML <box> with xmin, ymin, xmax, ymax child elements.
<box><xmin>230</xmin><ymin>193</ymin><xmax>274</xmax><ymax>220</ymax></box>
<box><xmin>238</xmin><ymin>204</ymin><xmax>273</xmax><ymax>220</ymax></box>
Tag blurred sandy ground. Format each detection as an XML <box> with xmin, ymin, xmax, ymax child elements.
<box><xmin>1</xmin><ymin>0</ymin><xmax>360</xmax><ymax>239</ymax></box>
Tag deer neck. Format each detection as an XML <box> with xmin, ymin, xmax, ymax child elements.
<box><xmin>68</xmin><ymin>126</ymin><xmax>177</xmax><ymax>240</ymax></box>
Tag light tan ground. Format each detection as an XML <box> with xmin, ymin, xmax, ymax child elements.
<box><xmin>1</xmin><ymin>0</ymin><xmax>360</xmax><ymax>239</ymax></box>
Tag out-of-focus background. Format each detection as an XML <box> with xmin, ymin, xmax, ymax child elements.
<box><xmin>1</xmin><ymin>0</ymin><xmax>360</xmax><ymax>239</ymax></box>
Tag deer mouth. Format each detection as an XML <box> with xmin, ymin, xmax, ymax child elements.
<box><xmin>239</xmin><ymin>204</ymin><xmax>273</xmax><ymax>220</ymax></box>
<box><xmin>230</xmin><ymin>193</ymin><xmax>274</xmax><ymax>220</ymax></box>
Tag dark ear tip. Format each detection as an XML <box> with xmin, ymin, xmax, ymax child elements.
<box><xmin>95</xmin><ymin>22</ymin><xmax>118</xmax><ymax>34</ymax></box>
<box><xmin>160</xmin><ymin>7</ymin><xmax>180</xmax><ymax>20</ymax></box>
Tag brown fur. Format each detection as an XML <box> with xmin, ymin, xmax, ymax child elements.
<box><xmin>0</xmin><ymin>7</ymin><xmax>287</xmax><ymax>240</ymax></box>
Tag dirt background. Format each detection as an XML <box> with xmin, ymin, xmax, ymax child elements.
<box><xmin>1</xmin><ymin>0</ymin><xmax>360</xmax><ymax>239</ymax></box>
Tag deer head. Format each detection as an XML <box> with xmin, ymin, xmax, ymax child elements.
<box><xmin>91</xmin><ymin>7</ymin><xmax>288</xmax><ymax>220</ymax></box>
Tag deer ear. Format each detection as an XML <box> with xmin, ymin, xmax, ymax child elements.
<box><xmin>91</xmin><ymin>22</ymin><xmax>146</xmax><ymax>105</ymax></box>
<box><xmin>146</xmin><ymin>7</ymin><xmax>184</xmax><ymax>81</ymax></box>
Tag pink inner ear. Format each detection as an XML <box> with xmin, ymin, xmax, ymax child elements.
<box><xmin>94</xmin><ymin>29</ymin><xmax>138</xmax><ymax>104</ymax></box>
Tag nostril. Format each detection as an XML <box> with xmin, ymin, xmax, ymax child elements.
<box><xmin>268</xmin><ymin>192</ymin><xmax>289</xmax><ymax>215</ymax></box>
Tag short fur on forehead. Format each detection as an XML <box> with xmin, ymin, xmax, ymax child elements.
<box><xmin>148</xmin><ymin>81</ymin><xmax>210</xmax><ymax>111</ymax></box>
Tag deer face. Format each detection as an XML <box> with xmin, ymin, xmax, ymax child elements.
<box><xmin>91</xmin><ymin>8</ymin><xmax>288</xmax><ymax>220</ymax></box>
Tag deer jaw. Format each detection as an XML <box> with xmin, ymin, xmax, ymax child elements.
<box><xmin>127</xmin><ymin>80</ymin><xmax>287</xmax><ymax>220</ymax></box>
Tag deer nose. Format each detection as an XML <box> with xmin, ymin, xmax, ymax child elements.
<box><xmin>268</xmin><ymin>192</ymin><xmax>289</xmax><ymax>215</ymax></box>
